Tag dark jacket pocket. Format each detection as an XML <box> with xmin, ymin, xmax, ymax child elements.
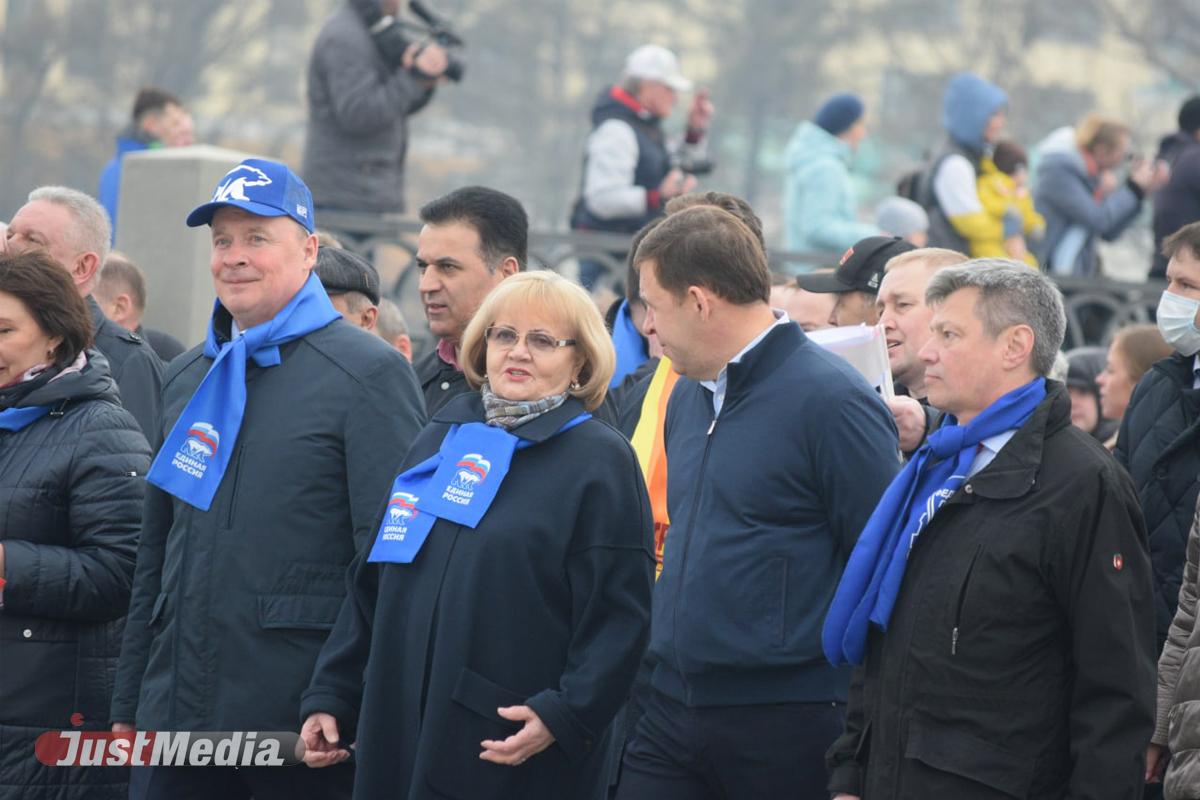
<box><xmin>148</xmin><ymin>592</ymin><xmax>169</xmax><ymax>628</ymax></box>
<box><xmin>904</xmin><ymin>714</ymin><xmax>1034</xmax><ymax>798</ymax></box>
<box><xmin>764</xmin><ymin>556</ymin><xmax>787</xmax><ymax>648</ymax></box>
<box><xmin>257</xmin><ymin>594</ymin><xmax>343</xmax><ymax>631</ymax></box>
<box><xmin>424</xmin><ymin>668</ymin><xmax>529</xmax><ymax>799</ymax></box>
<box><xmin>0</xmin><ymin>632</ymin><xmax>79</xmax><ymax>726</ymax></box>
<box><xmin>452</xmin><ymin>667</ymin><xmax>527</xmax><ymax>718</ymax></box>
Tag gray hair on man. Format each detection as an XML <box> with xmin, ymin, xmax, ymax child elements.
<box><xmin>376</xmin><ymin>297</ymin><xmax>409</xmax><ymax>340</ymax></box>
<box><xmin>925</xmin><ymin>259</ymin><xmax>1066</xmax><ymax>378</ymax></box>
<box><xmin>28</xmin><ymin>185</ymin><xmax>112</xmax><ymax>266</ymax></box>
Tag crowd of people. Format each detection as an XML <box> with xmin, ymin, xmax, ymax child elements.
<box><xmin>778</xmin><ymin>75</ymin><xmax>1198</xmax><ymax>282</ymax></box>
<box><xmin>7</xmin><ymin>5</ymin><xmax>1200</xmax><ymax>800</ymax></box>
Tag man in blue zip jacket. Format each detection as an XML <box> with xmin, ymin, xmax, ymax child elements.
<box><xmin>615</xmin><ymin>205</ymin><xmax>900</xmax><ymax>798</ymax></box>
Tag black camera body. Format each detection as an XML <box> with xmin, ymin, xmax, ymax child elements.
<box><xmin>350</xmin><ymin>0</ymin><xmax>466</xmax><ymax>83</ymax></box>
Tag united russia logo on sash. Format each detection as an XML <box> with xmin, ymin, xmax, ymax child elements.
<box><xmin>444</xmin><ymin>452</ymin><xmax>490</xmax><ymax>505</ymax></box>
<box><xmin>170</xmin><ymin>421</ymin><xmax>220</xmax><ymax>480</ymax></box>
<box><xmin>381</xmin><ymin>491</ymin><xmax>420</xmax><ymax>541</ymax></box>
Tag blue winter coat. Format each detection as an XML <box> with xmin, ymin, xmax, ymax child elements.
<box><xmin>1033</xmin><ymin>144</ymin><xmax>1142</xmax><ymax>276</ymax></box>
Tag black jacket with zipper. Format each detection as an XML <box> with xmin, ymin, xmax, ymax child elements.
<box><xmin>827</xmin><ymin>383</ymin><xmax>1156</xmax><ymax>799</ymax></box>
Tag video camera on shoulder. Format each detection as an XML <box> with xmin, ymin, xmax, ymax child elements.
<box><xmin>351</xmin><ymin>0</ymin><xmax>466</xmax><ymax>83</ymax></box>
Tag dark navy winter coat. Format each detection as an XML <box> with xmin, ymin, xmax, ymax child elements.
<box><xmin>110</xmin><ymin>312</ymin><xmax>424</xmax><ymax>734</ymax></box>
<box><xmin>1116</xmin><ymin>352</ymin><xmax>1200</xmax><ymax>650</ymax></box>
<box><xmin>301</xmin><ymin>394</ymin><xmax>655</xmax><ymax>800</ymax></box>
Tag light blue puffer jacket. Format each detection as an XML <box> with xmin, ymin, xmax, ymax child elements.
<box><xmin>782</xmin><ymin>121</ymin><xmax>879</xmax><ymax>269</ymax></box>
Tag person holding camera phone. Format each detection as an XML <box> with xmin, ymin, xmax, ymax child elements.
<box><xmin>1033</xmin><ymin>113</ymin><xmax>1170</xmax><ymax>277</ymax></box>
<box><xmin>303</xmin><ymin>0</ymin><xmax>452</xmax><ymax>216</ymax></box>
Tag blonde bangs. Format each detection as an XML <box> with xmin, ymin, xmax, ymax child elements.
<box><xmin>460</xmin><ymin>272</ymin><xmax>616</xmax><ymax>410</ymax></box>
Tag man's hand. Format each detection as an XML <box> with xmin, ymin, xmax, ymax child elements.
<box><xmin>887</xmin><ymin>395</ymin><xmax>927</xmax><ymax>453</ymax></box>
<box><xmin>1098</xmin><ymin>169</ymin><xmax>1120</xmax><ymax>196</ymax></box>
<box><xmin>832</xmin><ymin>795</ymin><xmax>861</xmax><ymax>800</ymax></box>
<box><xmin>402</xmin><ymin>42</ymin><xmax>449</xmax><ymax>80</ymax></box>
<box><xmin>1146</xmin><ymin>743</ymin><xmax>1169</xmax><ymax>783</ymax></box>
<box><xmin>1130</xmin><ymin>159</ymin><xmax>1169</xmax><ymax>193</ymax></box>
<box><xmin>687</xmin><ymin>87</ymin><xmax>714</xmax><ymax>133</ymax></box>
<box><xmin>1004</xmin><ymin>235</ymin><xmax>1028</xmax><ymax>261</ymax></box>
<box><xmin>301</xmin><ymin>713</ymin><xmax>351</xmax><ymax>768</ymax></box>
<box><xmin>658</xmin><ymin>169</ymin><xmax>697</xmax><ymax>201</ymax></box>
<box><xmin>111</xmin><ymin>722</ymin><xmax>135</xmax><ymax>733</ymax></box>
<box><xmin>1151</xmin><ymin>160</ymin><xmax>1171</xmax><ymax>192</ymax></box>
<box><xmin>479</xmin><ymin>705</ymin><xmax>555</xmax><ymax>766</ymax></box>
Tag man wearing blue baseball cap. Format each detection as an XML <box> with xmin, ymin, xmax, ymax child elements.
<box><xmin>111</xmin><ymin>158</ymin><xmax>426</xmax><ymax>799</ymax></box>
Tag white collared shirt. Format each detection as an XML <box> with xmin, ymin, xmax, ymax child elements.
<box><xmin>699</xmin><ymin>310</ymin><xmax>790</xmax><ymax>417</ymax></box>
<box><xmin>966</xmin><ymin>429</ymin><xmax>1018</xmax><ymax>478</ymax></box>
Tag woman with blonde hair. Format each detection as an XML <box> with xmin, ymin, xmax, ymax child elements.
<box><xmin>1097</xmin><ymin>323</ymin><xmax>1173</xmax><ymax>450</ymax></box>
<box><xmin>301</xmin><ymin>271</ymin><xmax>654</xmax><ymax>800</ymax></box>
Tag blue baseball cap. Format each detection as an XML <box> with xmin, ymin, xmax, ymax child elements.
<box><xmin>186</xmin><ymin>158</ymin><xmax>315</xmax><ymax>233</ymax></box>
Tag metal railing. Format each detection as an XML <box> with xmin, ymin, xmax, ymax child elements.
<box><xmin>317</xmin><ymin>210</ymin><xmax>1165</xmax><ymax>354</ymax></box>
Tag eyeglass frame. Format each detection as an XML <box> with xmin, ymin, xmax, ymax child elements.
<box><xmin>484</xmin><ymin>324</ymin><xmax>577</xmax><ymax>354</ymax></box>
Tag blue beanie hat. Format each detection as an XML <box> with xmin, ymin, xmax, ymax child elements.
<box><xmin>941</xmin><ymin>73</ymin><xmax>1008</xmax><ymax>151</ymax></box>
<box><xmin>814</xmin><ymin>93</ymin><xmax>865</xmax><ymax>136</ymax></box>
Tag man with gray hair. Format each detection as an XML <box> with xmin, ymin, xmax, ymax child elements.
<box><xmin>6</xmin><ymin>185</ymin><xmax>164</xmax><ymax>436</ymax></box>
<box><xmin>375</xmin><ymin>297</ymin><xmax>413</xmax><ymax>361</ymax></box>
<box><xmin>824</xmin><ymin>259</ymin><xmax>1156</xmax><ymax>800</ymax></box>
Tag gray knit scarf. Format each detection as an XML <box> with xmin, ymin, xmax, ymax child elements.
<box><xmin>481</xmin><ymin>384</ymin><xmax>568</xmax><ymax>430</ymax></box>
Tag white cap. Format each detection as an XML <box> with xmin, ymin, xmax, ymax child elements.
<box><xmin>623</xmin><ymin>45</ymin><xmax>693</xmax><ymax>92</ymax></box>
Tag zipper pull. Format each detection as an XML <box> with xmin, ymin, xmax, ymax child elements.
<box><xmin>951</xmin><ymin>626</ymin><xmax>959</xmax><ymax>655</ymax></box>
<box><xmin>707</xmin><ymin>418</ymin><xmax>716</xmax><ymax>436</ymax></box>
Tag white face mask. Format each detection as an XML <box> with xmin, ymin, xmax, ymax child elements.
<box><xmin>1157</xmin><ymin>290</ymin><xmax>1200</xmax><ymax>356</ymax></box>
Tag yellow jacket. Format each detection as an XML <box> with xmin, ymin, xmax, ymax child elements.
<box><xmin>973</xmin><ymin>158</ymin><xmax>1045</xmax><ymax>265</ymax></box>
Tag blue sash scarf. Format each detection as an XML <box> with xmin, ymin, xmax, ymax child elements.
<box><xmin>822</xmin><ymin>378</ymin><xmax>1047</xmax><ymax>666</ymax></box>
<box><xmin>0</xmin><ymin>405</ymin><xmax>52</xmax><ymax>431</ymax></box>
<box><xmin>610</xmin><ymin>299</ymin><xmax>649</xmax><ymax>389</ymax></box>
<box><xmin>146</xmin><ymin>272</ymin><xmax>340</xmax><ymax>510</ymax></box>
<box><xmin>368</xmin><ymin>413</ymin><xmax>590</xmax><ymax>563</ymax></box>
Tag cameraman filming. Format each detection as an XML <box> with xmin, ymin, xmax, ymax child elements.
<box><xmin>303</xmin><ymin>0</ymin><xmax>450</xmax><ymax>215</ymax></box>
